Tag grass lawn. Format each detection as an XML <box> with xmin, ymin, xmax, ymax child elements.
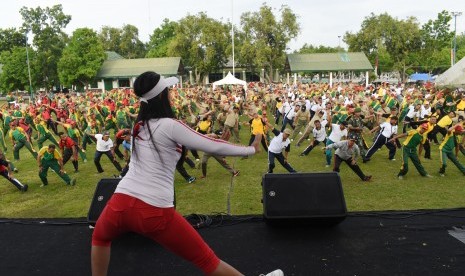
<box><xmin>1</xmin><ymin>116</ymin><xmax>465</xmax><ymax>218</ymax></box>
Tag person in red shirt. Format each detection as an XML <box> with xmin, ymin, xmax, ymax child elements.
<box><xmin>114</xmin><ymin>128</ymin><xmax>131</xmax><ymax>159</ymax></box>
<box><xmin>58</xmin><ymin>132</ymin><xmax>78</xmax><ymax>172</ymax></box>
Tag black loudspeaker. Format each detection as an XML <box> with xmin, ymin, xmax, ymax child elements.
<box><xmin>262</xmin><ymin>172</ymin><xmax>347</xmax><ymax>226</ymax></box>
<box><xmin>87</xmin><ymin>178</ymin><xmax>121</xmax><ymax>225</ymax></box>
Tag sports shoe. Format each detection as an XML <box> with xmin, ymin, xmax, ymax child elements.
<box><xmin>389</xmin><ymin>158</ymin><xmax>396</xmax><ymax>161</ymax></box>
<box><xmin>325</xmin><ymin>164</ymin><xmax>330</xmax><ymax>168</ymax></box>
<box><xmin>260</xmin><ymin>269</ymin><xmax>284</xmax><ymax>276</ymax></box>
<box><xmin>299</xmin><ymin>153</ymin><xmax>305</xmax><ymax>157</ymax></box>
<box><xmin>363</xmin><ymin>175</ymin><xmax>372</xmax><ymax>181</ymax></box>
<box><xmin>40</xmin><ymin>184</ymin><xmax>47</xmax><ymax>187</ymax></box>
<box><xmin>188</xmin><ymin>176</ymin><xmax>196</xmax><ymax>183</ymax></box>
<box><xmin>70</xmin><ymin>178</ymin><xmax>77</xmax><ymax>186</ymax></box>
<box><xmin>233</xmin><ymin>170</ymin><xmax>240</xmax><ymax>177</ymax></box>
<box><xmin>21</xmin><ymin>184</ymin><xmax>28</xmax><ymax>192</ymax></box>
<box><xmin>439</xmin><ymin>173</ymin><xmax>445</xmax><ymax>177</ymax></box>
<box><xmin>83</xmin><ymin>159</ymin><xmax>88</xmax><ymax>163</ymax></box>
<box><xmin>398</xmin><ymin>175</ymin><xmax>404</xmax><ymax>180</ymax></box>
<box><xmin>13</xmin><ymin>168</ymin><xmax>19</xmax><ymax>173</ymax></box>
<box><xmin>424</xmin><ymin>174</ymin><xmax>433</xmax><ymax>178</ymax></box>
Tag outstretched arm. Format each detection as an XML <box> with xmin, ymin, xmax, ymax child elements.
<box><xmin>172</xmin><ymin>120</ymin><xmax>257</xmax><ymax>156</ymax></box>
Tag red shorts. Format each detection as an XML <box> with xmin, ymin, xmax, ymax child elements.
<box><xmin>92</xmin><ymin>193</ymin><xmax>220</xmax><ymax>274</ymax></box>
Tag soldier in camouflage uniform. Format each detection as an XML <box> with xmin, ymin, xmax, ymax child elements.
<box><xmin>347</xmin><ymin>107</ymin><xmax>367</xmax><ymax>158</ymax></box>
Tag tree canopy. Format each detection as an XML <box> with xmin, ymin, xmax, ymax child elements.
<box><xmin>58</xmin><ymin>28</ymin><xmax>105</xmax><ymax>89</ymax></box>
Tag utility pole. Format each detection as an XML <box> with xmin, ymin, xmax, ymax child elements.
<box><xmin>451</xmin><ymin>11</ymin><xmax>462</xmax><ymax>66</ymax></box>
<box><xmin>25</xmin><ymin>29</ymin><xmax>33</xmax><ymax>103</ymax></box>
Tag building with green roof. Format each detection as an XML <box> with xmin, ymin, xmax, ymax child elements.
<box><xmin>285</xmin><ymin>52</ymin><xmax>373</xmax><ymax>87</ymax></box>
<box><xmin>96</xmin><ymin>56</ymin><xmax>184</xmax><ymax>91</ymax></box>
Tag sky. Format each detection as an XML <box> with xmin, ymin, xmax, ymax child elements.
<box><xmin>1</xmin><ymin>0</ymin><xmax>465</xmax><ymax>52</ymax></box>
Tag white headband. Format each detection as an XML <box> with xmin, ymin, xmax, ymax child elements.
<box><xmin>140</xmin><ymin>76</ymin><xmax>179</xmax><ymax>103</ymax></box>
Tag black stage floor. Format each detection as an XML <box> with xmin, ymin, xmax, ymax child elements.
<box><xmin>2</xmin><ymin>209</ymin><xmax>465</xmax><ymax>276</ymax></box>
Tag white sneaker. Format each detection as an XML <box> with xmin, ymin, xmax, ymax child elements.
<box><xmin>325</xmin><ymin>164</ymin><xmax>330</xmax><ymax>168</ymax></box>
<box><xmin>261</xmin><ymin>269</ymin><xmax>284</xmax><ymax>276</ymax></box>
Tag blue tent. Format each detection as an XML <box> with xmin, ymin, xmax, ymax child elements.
<box><xmin>409</xmin><ymin>73</ymin><xmax>433</xmax><ymax>82</ymax></box>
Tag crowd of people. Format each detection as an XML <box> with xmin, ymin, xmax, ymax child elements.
<box><xmin>1</xmin><ymin>80</ymin><xmax>465</xmax><ymax>193</ymax></box>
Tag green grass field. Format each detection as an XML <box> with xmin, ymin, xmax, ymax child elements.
<box><xmin>1</xmin><ymin>116</ymin><xmax>465</xmax><ymax>218</ymax></box>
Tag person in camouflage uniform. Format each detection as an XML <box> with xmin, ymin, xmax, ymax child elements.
<box><xmin>347</xmin><ymin>107</ymin><xmax>368</xmax><ymax>158</ymax></box>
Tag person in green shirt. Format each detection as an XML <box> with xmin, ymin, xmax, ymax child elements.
<box><xmin>35</xmin><ymin>118</ymin><xmax>59</xmax><ymax>149</ymax></box>
<box><xmin>9</xmin><ymin>122</ymin><xmax>37</xmax><ymax>161</ymax></box>
<box><xmin>115</xmin><ymin>104</ymin><xmax>130</xmax><ymax>129</ymax></box>
<box><xmin>389</xmin><ymin>123</ymin><xmax>432</xmax><ymax>179</ymax></box>
<box><xmin>438</xmin><ymin>124</ymin><xmax>465</xmax><ymax>176</ymax></box>
<box><xmin>37</xmin><ymin>144</ymin><xmax>76</xmax><ymax>187</ymax></box>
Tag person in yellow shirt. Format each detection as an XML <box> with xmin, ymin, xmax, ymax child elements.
<box><xmin>431</xmin><ymin>111</ymin><xmax>456</xmax><ymax>144</ymax></box>
<box><xmin>248</xmin><ymin>112</ymin><xmax>268</xmax><ymax>151</ymax></box>
<box><xmin>37</xmin><ymin>144</ymin><xmax>76</xmax><ymax>187</ymax></box>
<box><xmin>457</xmin><ymin>94</ymin><xmax>465</xmax><ymax>118</ymax></box>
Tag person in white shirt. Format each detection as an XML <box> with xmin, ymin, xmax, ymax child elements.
<box><xmin>325</xmin><ymin>121</ymin><xmax>348</xmax><ymax>167</ymax></box>
<box><xmin>266</xmin><ymin>127</ymin><xmax>297</xmax><ymax>173</ymax></box>
<box><xmin>299</xmin><ymin>120</ymin><xmax>327</xmax><ymax>157</ymax></box>
<box><xmin>420</xmin><ymin>102</ymin><xmax>432</xmax><ymax>119</ymax></box>
<box><xmin>88</xmin><ymin>131</ymin><xmax>122</xmax><ymax>173</ymax></box>
<box><xmin>363</xmin><ymin>116</ymin><xmax>399</xmax><ymax>162</ymax></box>
<box><xmin>91</xmin><ymin>71</ymin><xmax>282</xmax><ymax>276</ymax></box>
<box><xmin>403</xmin><ymin>103</ymin><xmax>421</xmax><ymax>133</ymax></box>
<box><xmin>281</xmin><ymin>104</ymin><xmax>300</xmax><ymax>132</ymax></box>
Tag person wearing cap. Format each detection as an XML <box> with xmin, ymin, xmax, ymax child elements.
<box><xmin>265</xmin><ymin>125</ymin><xmax>297</xmax><ymax>174</ymax></box>
<box><xmin>364</xmin><ymin>116</ymin><xmax>399</xmax><ymax>162</ymax></box>
<box><xmin>9</xmin><ymin>121</ymin><xmax>38</xmax><ymax>161</ymax></box>
<box><xmin>324</xmin><ymin>134</ymin><xmax>372</xmax><ymax>181</ymax></box>
<box><xmin>35</xmin><ymin>117</ymin><xmax>59</xmax><ymax>150</ymax></box>
<box><xmin>91</xmin><ymin>71</ymin><xmax>285</xmax><ymax>276</ymax></box>
<box><xmin>37</xmin><ymin>144</ymin><xmax>76</xmax><ymax>187</ymax></box>
<box><xmin>347</xmin><ymin>107</ymin><xmax>368</xmax><ymax>158</ymax></box>
<box><xmin>389</xmin><ymin>123</ymin><xmax>432</xmax><ymax>179</ymax></box>
<box><xmin>438</xmin><ymin>123</ymin><xmax>465</xmax><ymax>176</ymax></box>
<box><xmin>325</xmin><ymin>121</ymin><xmax>348</xmax><ymax>167</ymax></box>
<box><xmin>87</xmin><ymin>131</ymin><xmax>122</xmax><ymax>173</ymax></box>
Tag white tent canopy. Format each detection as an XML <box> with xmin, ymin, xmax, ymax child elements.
<box><xmin>212</xmin><ymin>71</ymin><xmax>247</xmax><ymax>89</ymax></box>
<box><xmin>435</xmin><ymin>57</ymin><xmax>465</xmax><ymax>88</ymax></box>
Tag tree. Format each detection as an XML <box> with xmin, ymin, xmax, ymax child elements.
<box><xmin>418</xmin><ymin>10</ymin><xmax>454</xmax><ymax>73</ymax></box>
<box><xmin>297</xmin><ymin>44</ymin><xmax>343</xmax><ymax>54</ymax></box>
<box><xmin>168</xmin><ymin>13</ymin><xmax>230</xmax><ymax>84</ymax></box>
<box><xmin>344</xmin><ymin>13</ymin><xmax>421</xmax><ymax>80</ymax></box>
<box><xmin>146</xmin><ymin>19</ymin><xmax>178</xmax><ymax>58</ymax></box>
<box><xmin>98</xmin><ymin>25</ymin><xmax>146</xmax><ymax>58</ymax></box>
<box><xmin>0</xmin><ymin>46</ymin><xmax>38</xmax><ymax>92</ymax></box>
<box><xmin>20</xmin><ymin>4</ymin><xmax>71</xmax><ymax>91</ymax></box>
<box><xmin>58</xmin><ymin>28</ymin><xmax>105</xmax><ymax>89</ymax></box>
<box><xmin>0</xmin><ymin>28</ymin><xmax>26</xmax><ymax>53</ymax></box>
<box><xmin>119</xmin><ymin>24</ymin><xmax>146</xmax><ymax>59</ymax></box>
<box><xmin>239</xmin><ymin>4</ymin><xmax>300</xmax><ymax>82</ymax></box>
<box><xmin>99</xmin><ymin>26</ymin><xmax>122</xmax><ymax>54</ymax></box>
